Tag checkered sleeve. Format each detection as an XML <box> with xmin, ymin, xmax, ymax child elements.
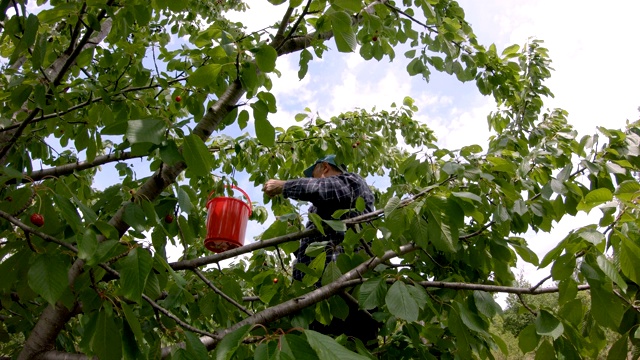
<box><xmin>282</xmin><ymin>173</ymin><xmax>361</xmax><ymax>210</ymax></box>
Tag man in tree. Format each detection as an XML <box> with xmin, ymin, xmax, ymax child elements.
<box><xmin>263</xmin><ymin>154</ymin><xmax>376</xmax><ymax>281</ymax></box>
<box><xmin>263</xmin><ymin>155</ymin><xmax>379</xmax><ymax>344</ymax></box>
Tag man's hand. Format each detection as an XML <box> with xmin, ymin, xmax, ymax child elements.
<box><xmin>263</xmin><ymin>179</ymin><xmax>286</xmax><ymax>197</ymax></box>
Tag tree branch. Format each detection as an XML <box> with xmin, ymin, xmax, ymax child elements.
<box><xmin>192</xmin><ymin>268</ymin><xmax>254</xmax><ymax>316</ymax></box>
<box><xmin>0</xmin><ymin>209</ymin><xmax>79</xmax><ymax>253</ymax></box>
<box><xmin>160</xmin><ymin>244</ymin><xmax>419</xmax><ymax>357</ymax></box>
<box><xmin>11</xmin><ymin>151</ymin><xmax>138</xmax><ymax>183</ymax></box>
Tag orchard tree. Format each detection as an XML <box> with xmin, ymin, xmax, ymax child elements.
<box><xmin>1</xmin><ymin>0</ymin><xmax>640</xmax><ymax>359</ymax></box>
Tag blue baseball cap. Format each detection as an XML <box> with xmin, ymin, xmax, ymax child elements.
<box><xmin>303</xmin><ymin>155</ymin><xmax>347</xmax><ymax>177</ymax></box>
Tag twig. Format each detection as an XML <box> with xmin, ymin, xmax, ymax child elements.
<box><xmin>98</xmin><ymin>264</ymin><xmax>217</xmax><ymax>338</ymax></box>
<box><xmin>0</xmin><ymin>77</ymin><xmax>188</xmax><ymax>134</ymax></box>
<box><xmin>529</xmin><ymin>275</ymin><xmax>551</xmax><ymax>292</ymax></box>
<box><xmin>192</xmin><ymin>268</ymin><xmax>254</xmax><ymax>316</ymax></box>
<box><xmin>0</xmin><ymin>108</ymin><xmax>42</xmax><ymax>161</ymax></box>
<box><xmin>274</xmin><ymin>245</ymin><xmax>290</xmax><ymax>275</ymax></box>
<box><xmin>383</xmin><ymin>2</ymin><xmax>437</xmax><ymax>32</ymax></box>
<box><xmin>613</xmin><ymin>289</ymin><xmax>640</xmax><ymax>313</ymax></box>
<box><xmin>0</xmin><ymin>209</ymin><xmax>78</xmax><ymax>253</ymax></box>
<box><xmin>278</xmin><ymin>0</ymin><xmax>312</xmax><ymax>51</ymax></box>
<box><xmin>459</xmin><ymin>221</ymin><xmax>495</xmax><ymax>240</ymax></box>
<box><xmin>517</xmin><ymin>294</ymin><xmax>537</xmax><ymax>316</ymax></box>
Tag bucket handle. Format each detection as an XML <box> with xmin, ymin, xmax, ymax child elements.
<box><xmin>208</xmin><ymin>185</ymin><xmax>252</xmax><ymax>216</ymax></box>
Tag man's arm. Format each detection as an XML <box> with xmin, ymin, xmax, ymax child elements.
<box><xmin>263</xmin><ymin>179</ymin><xmax>286</xmax><ymax>197</ymax></box>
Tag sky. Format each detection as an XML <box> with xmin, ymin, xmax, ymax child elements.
<box><xmin>225</xmin><ymin>0</ymin><xmax>640</xmax><ymax>291</ymax></box>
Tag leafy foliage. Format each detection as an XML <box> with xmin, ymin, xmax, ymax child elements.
<box><xmin>1</xmin><ymin>0</ymin><xmax>640</xmax><ymax>359</ymax></box>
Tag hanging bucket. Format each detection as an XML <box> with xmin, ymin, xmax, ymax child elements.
<box><xmin>204</xmin><ymin>185</ymin><xmax>252</xmax><ymax>253</ymax></box>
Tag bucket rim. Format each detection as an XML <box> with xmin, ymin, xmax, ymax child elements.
<box><xmin>207</xmin><ymin>185</ymin><xmax>252</xmax><ymax>216</ymax></box>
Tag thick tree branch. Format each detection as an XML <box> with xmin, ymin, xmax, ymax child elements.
<box><xmin>414</xmin><ymin>280</ymin><xmax>590</xmax><ymax>295</ymax></box>
<box><xmin>160</xmin><ymin>244</ymin><xmax>419</xmax><ymax>357</ymax></box>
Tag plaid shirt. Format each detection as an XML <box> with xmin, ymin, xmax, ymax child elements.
<box><xmin>282</xmin><ymin>172</ymin><xmax>375</xmax><ymax>281</ymax></box>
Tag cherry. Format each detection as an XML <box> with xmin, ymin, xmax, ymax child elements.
<box><xmin>175</xmin><ymin>95</ymin><xmax>182</xmax><ymax>102</ymax></box>
<box><xmin>30</xmin><ymin>213</ymin><xmax>44</xmax><ymax>227</ymax></box>
<box><xmin>273</xmin><ymin>278</ymin><xmax>278</xmax><ymax>284</ymax></box>
<box><xmin>372</xmin><ymin>36</ymin><xmax>378</xmax><ymax>41</ymax></box>
<box><xmin>164</xmin><ymin>214</ymin><xmax>175</xmax><ymax>223</ymax></box>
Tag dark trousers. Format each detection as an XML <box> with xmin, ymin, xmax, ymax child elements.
<box><xmin>309</xmin><ymin>293</ymin><xmax>380</xmax><ymax>347</ymax></box>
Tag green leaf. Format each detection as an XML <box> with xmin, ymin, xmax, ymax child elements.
<box><xmin>281</xmin><ymin>333</ymin><xmax>319</xmax><ymax>360</ymax></box>
<box><xmin>167</xmin><ymin>0</ymin><xmax>187</xmax><ymax>11</ymax></box>
<box><xmin>121</xmin><ymin>302</ymin><xmax>145</xmax><ymax>345</ymax></box>
<box><xmin>329</xmin><ymin>11</ymin><xmax>357</xmax><ymax>53</ymax></box>
<box><xmin>551</xmin><ymin>252</ymin><xmax>576</xmax><ymax>281</ymax></box>
<box><xmin>119</xmin><ymin>248</ymin><xmax>153</xmax><ymax>303</ymax></box>
<box><xmin>607</xmin><ymin>335</ymin><xmax>629</xmax><ymax>360</ymax></box>
<box><xmin>122</xmin><ymin>202</ymin><xmax>146</xmax><ymax>233</ymax></box>
<box><xmin>534</xmin><ymin>340</ymin><xmax>555</xmax><ymax>360</ymax></box>
<box><xmin>596</xmin><ymin>254</ymin><xmax>627</xmax><ymax>292</ymax></box>
<box><xmin>385</xmin><ymin>281</ymin><xmax>419</xmax><ymax>322</ymax></box>
<box><xmin>177</xmin><ymin>186</ymin><xmax>193</xmax><ymax>215</ymax></box>
<box><xmin>238</xmin><ymin>109</ymin><xmax>249</xmax><ymax>130</ymax></box>
<box><xmin>126</xmin><ymin>119</ymin><xmax>165</xmax><ymax>145</ymax></box>
<box><xmin>518</xmin><ymin>324</ymin><xmax>540</xmax><ymax>353</ymax></box>
<box><xmin>254</xmin><ymin>44</ymin><xmax>277</xmax><ymax>73</ymax></box>
<box><xmin>384</xmin><ymin>196</ymin><xmax>401</xmax><ymax>218</ymax></box>
<box><xmin>455</xmin><ymin>302</ymin><xmax>488</xmax><ymax>335</ymax></box>
<box><xmin>355</xmin><ymin>196</ymin><xmax>365</xmax><ymax>212</ymax></box>
<box><xmin>473</xmin><ymin>291</ymin><xmax>501</xmax><ymax>318</ymax></box>
<box><xmin>183</xmin><ymin>134</ymin><xmax>214</xmax><ymax>176</ymax></box>
<box><xmin>620</xmin><ymin>234</ymin><xmax>640</xmax><ymax>285</ymax></box>
<box><xmin>425</xmin><ymin>202</ymin><xmax>456</xmax><ymax>252</ymax></box>
<box><xmin>77</xmin><ymin>228</ymin><xmax>98</xmax><ymax>261</ymax></box>
<box><xmin>451</xmin><ymin>191</ymin><xmax>482</xmax><ymax>203</ymax></box>
<box><xmin>216</xmin><ymin>324</ymin><xmax>251</xmax><ymax>360</ymax></box>
<box><xmin>614</xmin><ymin>180</ymin><xmax>640</xmax><ymax>201</ymax></box>
<box><xmin>321</xmin><ymin>261</ymin><xmax>342</xmax><ymax>286</ymax></box>
<box><xmin>91</xmin><ymin>309</ymin><xmax>123</xmax><ymax>360</ymax></box>
<box><xmin>584</xmin><ymin>278</ymin><xmax>624</xmax><ymax>329</ymax></box>
<box><xmin>305</xmin><ymin>330</ymin><xmax>370</xmax><ymax>360</ymax></box>
<box><xmin>308</xmin><ymin>213</ymin><xmax>325</xmax><ymax>235</ymax></box>
<box><xmin>535</xmin><ymin>310</ymin><xmax>564</xmax><ymax>340</ymax></box>
<box><xmin>510</xmin><ymin>242</ymin><xmax>539</xmax><ymax>266</ymax></box>
<box><xmin>254</xmin><ymin>103</ymin><xmax>275</xmax><ymax>147</ymax></box>
<box><xmin>188</xmin><ymin>63</ymin><xmax>223</xmax><ymax>87</ymax></box>
<box><xmin>358</xmin><ymin>277</ymin><xmax>387</xmax><ymax>310</ymax></box>
<box><xmin>577</xmin><ymin>188</ymin><xmax>613</xmax><ymax>212</ymax></box>
<box><xmin>501</xmin><ymin>44</ymin><xmax>520</xmax><ymax>56</ymax></box>
<box><xmin>11</xmin><ymin>84</ymin><xmax>32</xmax><ymax>107</ymax></box>
<box><xmin>53</xmin><ymin>193</ymin><xmax>83</xmax><ymax>230</ymax></box>
<box><xmin>448</xmin><ymin>307</ymin><xmax>472</xmax><ymax>359</ymax></box>
<box><xmin>322</xmin><ymin>219</ymin><xmax>347</xmax><ymax>232</ymax></box>
<box><xmin>331</xmin><ymin>0</ymin><xmax>363</xmax><ymax>12</ymax></box>
<box><xmin>185</xmin><ymin>331</ymin><xmax>208</xmax><ymax>360</ymax></box>
<box><xmin>27</xmin><ymin>254</ymin><xmax>69</xmax><ymax>305</ymax></box>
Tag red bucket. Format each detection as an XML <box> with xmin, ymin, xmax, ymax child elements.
<box><xmin>204</xmin><ymin>185</ymin><xmax>252</xmax><ymax>253</ymax></box>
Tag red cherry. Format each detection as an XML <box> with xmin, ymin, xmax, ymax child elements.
<box><xmin>30</xmin><ymin>213</ymin><xmax>44</xmax><ymax>227</ymax></box>
<box><xmin>164</xmin><ymin>214</ymin><xmax>175</xmax><ymax>223</ymax></box>
<box><xmin>372</xmin><ymin>36</ymin><xmax>378</xmax><ymax>41</ymax></box>
<box><xmin>175</xmin><ymin>96</ymin><xmax>182</xmax><ymax>102</ymax></box>
<box><xmin>273</xmin><ymin>278</ymin><xmax>278</xmax><ymax>284</ymax></box>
